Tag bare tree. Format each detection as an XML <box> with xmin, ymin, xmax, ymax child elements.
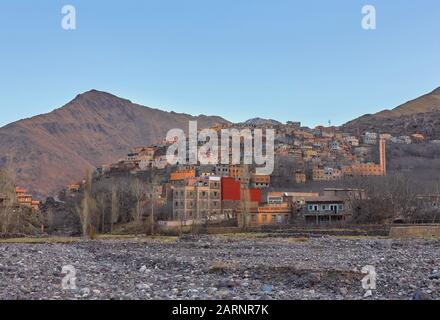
<box><xmin>347</xmin><ymin>173</ymin><xmax>419</xmax><ymax>224</ymax></box>
<box><xmin>0</xmin><ymin>159</ymin><xmax>17</xmax><ymax>234</ymax></box>
<box><xmin>95</xmin><ymin>192</ymin><xmax>107</xmax><ymax>233</ymax></box>
<box><xmin>110</xmin><ymin>184</ymin><xmax>120</xmax><ymax>233</ymax></box>
<box><xmin>130</xmin><ymin>178</ymin><xmax>145</xmax><ymax>223</ymax></box>
<box><xmin>77</xmin><ymin>170</ymin><xmax>98</xmax><ymax>238</ymax></box>
<box><xmin>240</xmin><ymin>165</ymin><xmax>251</xmax><ymax>231</ymax></box>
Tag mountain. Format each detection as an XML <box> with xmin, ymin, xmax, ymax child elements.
<box><xmin>243</xmin><ymin>118</ymin><xmax>282</xmax><ymax>126</ymax></box>
<box><xmin>342</xmin><ymin>87</ymin><xmax>440</xmax><ymax>138</ymax></box>
<box><xmin>0</xmin><ymin>90</ymin><xmax>230</xmax><ymax>197</ymax></box>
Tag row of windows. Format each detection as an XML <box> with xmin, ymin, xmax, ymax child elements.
<box><xmin>174</xmin><ymin>190</ymin><xmax>219</xmax><ymax>197</ymax></box>
<box><xmin>174</xmin><ymin>201</ymin><xmax>220</xmax><ymax>207</ymax></box>
<box><xmin>250</xmin><ymin>214</ymin><xmax>289</xmax><ymax>222</ymax></box>
<box><xmin>308</xmin><ymin>204</ymin><xmax>343</xmax><ymax>212</ymax></box>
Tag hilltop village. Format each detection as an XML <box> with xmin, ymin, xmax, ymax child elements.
<box><xmin>53</xmin><ymin>120</ymin><xmax>437</xmax><ymax>234</ymax></box>
<box><xmin>1</xmin><ymin>119</ymin><xmax>439</xmax><ymax>236</ymax></box>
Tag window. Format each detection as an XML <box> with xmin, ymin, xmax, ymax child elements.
<box><xmin>262</xmin><ymin>214</ymin><xmax>267</xmax><ymax>222</ymax></box>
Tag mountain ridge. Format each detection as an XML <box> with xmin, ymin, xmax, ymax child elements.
<box><xmin>0</xmin><ymin>90</ymin><xmax>230</xmax><ymax>197</ymax></box>
<box><xmin>342</xmin><ymin>86</ymin><xmax>440</xmax><ymax>137</ymax></box>
<box><xmin>2</xmin><ymin>86</ymin><xmax>440</xmax><ymax>198</ymax></box>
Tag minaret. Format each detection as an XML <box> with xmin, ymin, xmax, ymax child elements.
<box><xmin>379</xmin><ymin>138</ymin><xmax>386</xmax><ymax>175</ymax></box>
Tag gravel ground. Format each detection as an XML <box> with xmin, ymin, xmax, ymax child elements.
<box><xmin>0</xmin><ymin>235</ymin><xmax>439</xmax><ymax>300</ymax></box>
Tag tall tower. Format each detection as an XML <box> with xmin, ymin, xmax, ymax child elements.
<box><xmin>379</xmin><ymin>138</ymin><xmax>386</xmax><ymax>175</ymax></box>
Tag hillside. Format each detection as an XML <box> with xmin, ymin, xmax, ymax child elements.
<box><xmin>0</xmin><ymin>90</ymin><xmax>229</xmax><ymax>197</ymax></box>
<box><xmin>342</xmin><ymin>87</ymin><xmax>440</xmax><ymax>138</ymax></box>
<box><xmin>243</xmin><ymin>118</ymin><xmax>282</xmax><ymax>126</ymax></box>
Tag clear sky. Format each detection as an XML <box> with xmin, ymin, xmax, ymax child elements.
<box><xmin>0</xmin><ymin>0</ymin><xmax>439</xmax><ymax>128</ymax></box>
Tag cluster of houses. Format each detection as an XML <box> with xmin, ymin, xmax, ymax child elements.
<box><xmin>96</xmin><ymin>121</ymin><xmax>397</xmax><ymax>184</ymax></box>
<box><xmin>165</xmin><ymin>167</ymin><xmax>367</xmax><ymax>226</ymax></box>
<box><xmin>0</xmin><ymin>187</ymin><xmax>40</xmax><ymax>211</ymax></box>
<box><xmin>61</xmin><ymin>121</ymin><xmax>436</xmax><ymax>227</ymax></box>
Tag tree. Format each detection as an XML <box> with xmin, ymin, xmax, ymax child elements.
<box><xmin>130</xmin><ymin>178</ymin><xmax>145</xmax><ymax>223</ymax></box>
<box><xmin>347</xmin><ymin>173</ymin><xmax>419</xmax><ymax>224</ymax></box>
<box><xmin>77</xmin><ymin>170</ymin><xmax>98</xmax><ymax>238</ymax></box>
<box><xmin>240</xmin><ymin>165</ymin><xmax>251</xmax><ymax>231</ymax></box>
<box><xmin>0</xmin><ymin>159</ymin><xmax>17</xmax><ymax>234</ymax></box>
<box><xmin>110</xmin><ymin>184</ymin><xmax>120</xmax><ymax>233</ymax></box>
<box><xmin>95</xmin><ymin>191</ymin><xmax>107</xmax><ymax>233</ymax></box>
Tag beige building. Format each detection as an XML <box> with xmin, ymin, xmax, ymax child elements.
<box><xmin>172</xmin><ymin>177</ymin><xmax>222</xmax><ymax>223</ymax></box>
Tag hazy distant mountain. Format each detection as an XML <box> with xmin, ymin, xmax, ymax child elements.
<box><xmin>342</xmin><ymin>87</ymin><xmax>440</xmax><ymax>138</ymax></box>
<box><xmin>243</xmin><ymin>118</ymin><xmax>282</xmax><ymax>126</ymax></box>
<box><xmin>0</xmin><ymin>90</ymin><xmax>229</xmax><ymax>197</ymax></box>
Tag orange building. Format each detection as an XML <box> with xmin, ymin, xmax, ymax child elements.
<box><xmin>352</xmin><ymin>163</ymin><xmax>383</xmax><ymax>176</ymax></box>
<box><xmin>295</xmin><ymin>172</ymin><xmax>306</xmax><ymax>184</ymax></box>
<box><xmin>170</xmin><ymin>169</ymin><xmax>196</xmax><ymax>181</ymax></box>
<box><xmin>248</xmin><ymin>203</ymin><xmax>292</xmax><ymax>226</ymax></box>
<box><xmin>343</xmin><ymin>139</ymin><xmax>386</xmax><ymax>177</ymax></box>
<box><xmin>229</xmin><ymin>165</ymin><xmax>250</xmax><ymax>184</ymax></box>
<box><xmin>66</xmin><ymin>183</ymin><xmax>81</xmax><ymax>192</ymax></box>
<box><xmin>15</xmin><ymin>187</ymin><xmax>40</xmax><ymax>210</ymax></box>
<box><xmin>251</xmin><ymin>174</ymin><xmax>270</xmax><ymax>188</ymax></box>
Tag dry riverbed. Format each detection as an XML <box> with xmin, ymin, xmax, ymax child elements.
<box><xmin>0</xmin><ymin>235</ymin><xmax>439</xmax><ymax>300</ymax></box>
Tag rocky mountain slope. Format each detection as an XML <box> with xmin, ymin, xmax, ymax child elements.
<box><xmin>342</xmin><ymin>87</ymin><xmax>440</xmax><ymax>138</ymax></box>
<box><xmin>243</xmin><ymin>118</ymin><xmax>282</xmax><ymax>126</ymax></box>
<box><xmin>0</xmin><ymin>90</ymin><xmax>229</xmax><ymax>197</ymax></box>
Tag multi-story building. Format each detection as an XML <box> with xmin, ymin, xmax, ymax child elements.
<box><xmin>294</xmin><ymin>172</ymin><xmax>306</xmax><ymax>184</ymax></box>
<box><xmin>214</xmin><ymin>164</ymin><xmax>230</xmax><ymax>177</ymax></box>
<box><xmin>248</xmin><ymin>203</ymin><xmax>292</xmax><ymax>226</ymax></box>
<box><xmin>170</xmin><ymin>168</ymin><xmax>196</xmax><ymax>182</ymax></box>
<box><xmin>351</xmin><ymin>163</ymin><xmax>383</xmax><ymax>176</ymax></box>
<box><xmin>15</xmin><ymin>187</ymin><xmax>40</xmax><ymax>210</ymax></box>
<box><xmin>343</xmin><ymin>138</ymin><xmax>386</xmax><ymax>177</ymax></box>
<box><xmin>251</xmin><ymin>174</ymin><xmax>270</xmax><ymax>188</ymax></box>
<box><xmin>344</xmin><ymin>135</ymin><xmax>359</xmax><ymax>147</ymax></box>
<box><xmin>312</xmin><ymin>167</ymin><xmax>342</xmax><ymax>181</ymax></box>
<box><xmin>267</xmin><ymin>192</ymin><xmax>319</xmax><ymax>205</ymax></box>
<box><xmin>363</xmin><ymin>132</ymin><xmax>378</xmax><ymax>145</ymax></box>
<box><xmin>172</xmin><ymin>176</ymin><xmax>222</xmax><ymax>223</ymax></box>
<box><xmin>229</xmin><ymin>164</ymin><xmax>250</xmax><ymax>184</ymax></box>
<box><xmin>302</xmin><ymin>196</ymin><xmax>347</xmax><ymax>224</ymax></box>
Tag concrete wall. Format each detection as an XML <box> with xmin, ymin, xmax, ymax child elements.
<box><xmin>389</xmin><ymin>225</ymin><xmax>440</xmax><ymax>238</ymax></box>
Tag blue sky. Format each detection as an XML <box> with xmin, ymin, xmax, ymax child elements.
<box><xmin>0</xmin><ymin>0</ymin><xmax>439</xmax><ymax>128</ymax></box>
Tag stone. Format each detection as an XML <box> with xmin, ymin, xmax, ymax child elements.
<box><xmin>412</xmin><ymin>289</ymin><xmax>431</xmax><ymax>300</ymax></box>
<box><xmin>261</xmin><ymin>284</ymin><xmax>274</xmax><ymax>293</ymax></box>
<box><xmin>308</xmin><ymin>272</ymin><xmax>322</xmax><ymax>285</ymax></box>
<box><xmin>339</xmin><ymin>287</ymin><xmax>348</xmax><ymax>296</ymax></box>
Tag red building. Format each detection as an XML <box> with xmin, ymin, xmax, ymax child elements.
<box><xmin>246</xmin><ymin>188</ymin><xmax>262</xmax><ymax>203</ymax></box>
<box><xmin>221</xmin><ymin>177</ymin><xmax>241</xmax><ymax>201</ymax></box>
<box><xmin>221</xmin><ymin>177</ymin><xmax>261</xmax><ymax>203</ymax></box>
